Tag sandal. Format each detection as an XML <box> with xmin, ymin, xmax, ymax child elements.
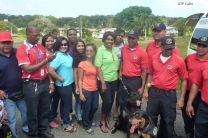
<box><xmin>106</xmin><ymin>120</ymin><xmax>113</xmax><ymax>130</ymax></box>
<box><xmin>99</xmin><ymin>122</ymin><xmax>108</xmax><ymax>133</ymax></box>
<box><xmin>64</xmin><ymin>125</ymin><xmax>77</xmax><ymax>133</ymax></box>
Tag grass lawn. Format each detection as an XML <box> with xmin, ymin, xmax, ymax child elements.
<box><xmin>13</xmin><ymin>35</ymin><xmax>191</xmax><ymax>59</ymax></box>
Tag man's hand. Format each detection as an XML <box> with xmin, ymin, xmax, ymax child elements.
<box><xmin>186</xmin><ymin>103</ymin><xmax>195</xmax><ymax>118</ymax></box>
<box><xmin>176</xmin><ymin>98</ymin><xmax>184</xmax><ymax>110</ymax></box>
<box><xmin>0</xmin><ymin>90</ymin><xmax>7</xmax><ymax>99</ymax></box>
<box><xmin>143</xmin><ymin>89</ymin><xmax>148</xmax><ymax>101</ymax></box>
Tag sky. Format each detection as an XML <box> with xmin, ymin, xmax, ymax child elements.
<box><xmin>0</xmin><ymin>0</ymin><xmax>207</xmax><ymax>18</ymax></box>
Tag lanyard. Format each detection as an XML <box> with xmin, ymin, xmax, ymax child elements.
<box><xmin>26</xmin><ymin>41</ymin><xmax>42</xmax><ymax>63</ymax></box>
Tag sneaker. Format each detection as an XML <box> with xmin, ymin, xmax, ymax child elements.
<box><xmin>86</xmin><ymin>128</ymin><xmax>94</xmax><ymax>134</ymax></box>
<box><xmin>92</xmin><ymin>122</ymin><xmax>96</xmax><ymax>127</ymax></box>
<box><xmin>55</xmin><ymin>116</ymin><xmax>62</xmax><ymax>124</ymax></box>
<box><xmin>69</xmin><ymin>114</ymin><xmax>73</xmax><ymax>121</ymax></box>
<box><xmin>49</xmin><ymin>121</ymin><xmax>58</xmax><ymax>129</ymax></box>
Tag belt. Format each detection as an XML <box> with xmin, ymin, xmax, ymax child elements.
<box><xmin>202</xmin><ymin>101</ymin><xmax>208</xmax><ymax>106</ymax></box>
<box><xmin>151</xmin><ymin>86</ymin><xmax>176</xmax><ymax>93</ymax></box>
<box><xmin>23</xmin><ymin>78</ymin><xmax>48</xmax><ymax>83</ymax></box>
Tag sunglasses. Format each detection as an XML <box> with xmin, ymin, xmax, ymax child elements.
<box><xmin>1</xmin><ymin>41</ymin><xmax>12</xmax><ymax>45</ymax></box>
<box><xmin>61</xmin><ymin>43</ymin><xmax>68</xmax><ymax>46</ymax></box>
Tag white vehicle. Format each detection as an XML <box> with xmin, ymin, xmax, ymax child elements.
<box><xmin>187</xmin><ymin>13</ymin><xmax>208</xmax><ymax>55</ymax></box>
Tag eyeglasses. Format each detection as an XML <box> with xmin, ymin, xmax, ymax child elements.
<box><xmin>61</xmin><ymin>43</ymin><xmax>68</xmax><ymax>46</ymax></box>
<box><xmin>1</xmin><ymin>41</ymin><xmax>12</xmax><ymax>45</ymax></box>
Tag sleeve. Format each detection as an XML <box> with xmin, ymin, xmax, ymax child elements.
<box><xmin>78</xmin><ymin>61</ymin><xmax>84</xmax><ymax>69</ymax></box>
<box><xmin>147</xmin><ymin>56</ymin><xmax>154</xmax><ymax>75</ymax></box>
<box><xmin>16</xmin><ymin>45</ymin><xmax>30</xmax><ymax>66</ymax></box>
<box><xmin>49</xmin><ymin>54</ymin><xmax>61</xmax><ymax>70</ymax></box>
<box><xmin>192</xmin><ymin>69</ymin><xmax>203</xmax><ymax>87</ymax></box>
<box><xmin>177</xmin><ymin>59</ymin><xmax>188</xmax><ymax>80</ymax></box>
<box><xmin>94</xmin><ymin>47</ymin><xmax>103</xmax><ymax>67</ymax></box>
<box><xmin>73</xmin><ymin>57</ymin><xmax>79</xmax><ymax>68</ymax></box>
<box><xmin>141</xmin><ymin>50</ymin><xmax>148</xmax><ymax>71</ymax></box>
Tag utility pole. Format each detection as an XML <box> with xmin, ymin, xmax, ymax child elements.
<box><xmin>80</xmin><ymin>16</ymin><xmax>83</xmax><ymax>39</ymax></box>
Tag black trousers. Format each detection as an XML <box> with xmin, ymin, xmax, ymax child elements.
<box><xmin>98</xmin><ymin>80</ymin><xmax>117</xmax><ymax>114</ymax></box>
<box><xmin>23</xmin><ymin>79</ymin><xmax>50</xmax><ymax>137</ymax></box>
<box><xmin>181</xmin><ymin>91</ymin><xmax>201</xmax><ymax>137</ymax></box>
<box><xmin>146</xmin><ymin>86</ymin><xmax>177</xmax><ymax>138</ymax></box>
<box><xmin>195</xmin><ymin>102</ymin><xmax>208</xmax><ymax>138</ymax></box>
<box><xmin>118</xmin><ymin>76</ymin><xmax>142</xmax><ymax>112</ymax></box>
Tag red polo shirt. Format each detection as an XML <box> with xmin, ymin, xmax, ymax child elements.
<box><xmin>16</xmin><ymin>41</ymin><xmax>47</xmax><ymax>80</ymax></box>
<box><xmin>121</xmin><ymin>45</ymin><xmax>148</xmax><ymax>77</ymax></box>
<box><xmin>148</xmin><ymin>53</ymin><xmax>188</xmax><ymax>90</ymax></box>
<box><xmin>192</xmin><ymin>63</ymin><xmax>208</xmax><ymax>104</ymax></box>
<box><xmin>185</xmin><ymin>53</ymin><xmax>208</xmax><ymax>91</ymax></box>
<box><xmin>146</xmin><ymin>41</ymin><xmax>180</xmax><ymax>58</ymax></box>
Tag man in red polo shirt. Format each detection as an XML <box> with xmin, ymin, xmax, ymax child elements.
<box><xmin>16</xmin><ymin>25</ymin><xmax>55</xmax><ymax>138</ymax></box>
<box><xmin>146</xmin><ymin>23</ymin><xmax>180</xmax><ymax>58</ymax></box>
<box><xmin>144</xmin><ymin>36</ymin><xmax>188</xmax><ymax>138</ymax></box>
<box><xmin>118</xmin><ymin>29</ymin><xmax>148</xmax><ymax>111</ymax></box>
<box><xmin>186</xmin><ymin>36</ymin><xmax>208</xmax><ymax>138</ymax></box>
<box><xmin>181</xmin><ymin>39</ymin><xmax>208</xmax><ymax>138</ymax></box>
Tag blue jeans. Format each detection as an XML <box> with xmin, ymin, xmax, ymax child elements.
<box><xmin>82</xmin><ymin>90</ymin><xmax>99</xmax><ymax>129</ymax></box>
<box><xmin>49</xmin><ymin>90</ymin><xmax>60</xmax><ymax>122</ymax></box>
<box><xmin>3</xmin><ymin>98</ymin><xmax>28</xmax><ymax>138</ymax></box>
<box><xmin>72</xmin><ymin>83</ymin><xmax>82</xmax><ymax>121</ymax></box>
<box><xmin>56</xmin><ymin>84</ymin><xmax>73</xmax><ymax>127</ymax></box>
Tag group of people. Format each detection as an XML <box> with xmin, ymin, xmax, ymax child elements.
<box><xmin>0</xmin><ymin>22</ymin><xmax>208</xmax><ymax>138</ymax></box>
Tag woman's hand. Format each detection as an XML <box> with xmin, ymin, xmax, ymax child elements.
<box><xmin>80</xmin><ymin>94</ymin><xmax>86</xmax><ymax>102</ymax></box>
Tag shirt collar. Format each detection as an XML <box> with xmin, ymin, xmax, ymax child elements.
<box><xmin>24</xmin><ymin>40</ymin><xmax>37</xmax><ymax>48</ymax></box>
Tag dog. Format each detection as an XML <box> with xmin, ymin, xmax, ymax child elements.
<box><xmin>129</xmin><ymin>110</ymin><xmax>158</xmax><ymax>138</ymax></box>
<box><xmin>111</xmin><ymin>92</ymin><xmax>143</xmax><ymax>138</ymax></box>
<box><xmin>0</xmin><ymin>100</ymin><xmax>11</xmax><ymax>138</ymax></box>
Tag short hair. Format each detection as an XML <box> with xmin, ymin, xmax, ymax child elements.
<box><xmin>41</xmin><ymin>34</ymin><xmax>54</xmax><ymax>47</ymax></box>
<box><xmin>114</xmin><ymin>28</ymin><xmax>125</xmax><ymax>36</ymax></box>
<box><xmin>53</xmin><ymin>36</ymin><xmax>69</xmax><ymax>52</ymax></box>
<box><xmin>67</xmin><ymin>28</ymin><xmax>77</xmax><ymax>36</ymax></box>
<box><xmin>102</xmin><ymin>31</ymin><xmax>116</xmax><ymax>42</ymax></box>
<box><xmin>26</xmin><ymin>25</ymin><xmax>39</xmax><ymax>35</ymax></box>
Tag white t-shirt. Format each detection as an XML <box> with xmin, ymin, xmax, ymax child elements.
<box><xmin>160</xmin><ymin>54</ymin><xmax>171</xmax><ymax>63</ymax></box>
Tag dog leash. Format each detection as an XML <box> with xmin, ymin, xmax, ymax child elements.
<box><xmin>120</xmin><ymin>79</ymin><xmax>130</xmax><ymax>95</ymax></box>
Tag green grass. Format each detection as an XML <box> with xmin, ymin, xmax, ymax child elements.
<box><xmin>13</xmin><ymin>35</ymin><xmax>191</xmax><ymax>59</ymax></box>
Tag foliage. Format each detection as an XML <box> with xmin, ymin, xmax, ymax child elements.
<box><xmin>0</xmin><ymin>20</ymin><xmax>18</xmax><ymax>33</ymax></box>
<box><xmin>28</xmin><ymin>16</ymin><xmax>58</xmax><ymax>35</ymax></box>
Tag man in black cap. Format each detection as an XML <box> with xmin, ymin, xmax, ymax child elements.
<box><xmin>118</xmin><ymin>28</ymin><xmax>148</xmax><ymax>112</ymax></box>
<box><xmin>186</xmin><ymin>36</ymin><xmax>208</xmax><ymax>138</ymax></box>
<box><xmin>144</xmin><ymin>36</ymin><xmax>188</xmax><ymax>138</ymax></box>
<box><xmin>146</xmin><ymin>23</ymin><xmax>180</xmax><ymax>58</ymax></box>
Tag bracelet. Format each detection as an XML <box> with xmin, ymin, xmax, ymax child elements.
<box><xmin>45</xmin><ymin>57</ymin><xmax>48</xmax><ymax>63</ymax></box>
<box><xmin>50</xmin><ymin>81</ymin><xmax>54</xmax><ymax>84</ymax></box>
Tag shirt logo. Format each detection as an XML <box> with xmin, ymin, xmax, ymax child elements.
<box><xmin>167</xmin><ymin>64</ymin><xmax>173</xmax><ymax>70</ymax></box>
<box><xmin>166</xmin><ymin>38</ymin><xmax>173</xmax><ymax>44</ymax></box>
<box><xmin>133</xmin><ymin>55</ymin><xmax>138</xmax><ymax>60</ymax></box>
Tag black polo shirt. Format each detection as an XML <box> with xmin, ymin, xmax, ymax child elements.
<box><xmin>0</xmin><ymin>49</ymin><xmax>22</xmax><ymax>97</ymax></box>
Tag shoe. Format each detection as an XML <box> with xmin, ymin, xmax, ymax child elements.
<box><xmin>86</xmin><ymin>128</ymin><xmax>94</xmax><ymax>134</ymax></box>
<box><xmin>64</xmin><ymin>125</ymin><xmax>77</xmax><ymax>133</ymax></box>
<box><xmin>99</xmin><ymin>122</ymin><xmax>108</xmax><ymax>133</ymax></box>
<box><xmin>54</xmin><ymin>116</ymin><xmax>62</xmax><ymax>124</ymax></box>
<box><xmin>77</xmin><ymin>120</ymin><xmax>82</xmax><ymax>126</ymax></box>
<box><xmin>39</xmin><ymin>131</ymin><xmax>54</xmax><ymax>138</ymax></box>
<box><xmin>69</xmin><ymin>114</ymin><xmax>73</xmax><ymax>121</ymax></box>
<box><xmin>92</xmin><ymin>122</ymin><xmax>96</xmax><ymax>127</ymax></box>
<box><xmin>106</xmin><ymin>121</ymin><xmax>113</xmax><ymax>130</ymax></box>
<box><xmin>49</xmin><ymin>121</ymin><xmax>58</xmax><ymax>129</ymax></box>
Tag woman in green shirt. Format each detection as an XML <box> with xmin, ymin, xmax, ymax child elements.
<box><xmin>95</xmin><ymin>31</ymin><xmax>119</xmax><ymax>133</ymax></box>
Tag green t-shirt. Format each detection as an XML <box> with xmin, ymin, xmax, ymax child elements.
<box><xmin>95</xmin><ymin>46</ymin><xmax>119</xmax><ymax>81</ymax></box>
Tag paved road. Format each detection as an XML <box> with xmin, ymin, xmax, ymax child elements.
<box><xmin>17</xmin><ymin>99</ymin><xmax>186</xmax><ymax>138</ymax></box>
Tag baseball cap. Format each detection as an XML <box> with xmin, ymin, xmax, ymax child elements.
<box><xmin>152</xmin><ymin>23</ymin><xmax>166</xmax><ymax>32</ymax></box>
<box><xmin>161</xmin><ymin>36</ymin><xmax>175</xmax><ymax>49</ymax></box>
<box><xmin>0</xmin><ymin>32</ymin><xmax>13</xmax><ymax>42</ymax></box>
<box><xmin>197</xmin><ymin>36</ymin><xmax>208</xmax><ymax>47</ymax></box>
<box><xmin>128</xmin><ymin>29</ymin><xmax>139</xmax><ymax>38</ymax></box>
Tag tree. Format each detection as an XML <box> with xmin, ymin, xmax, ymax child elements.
<box><xmin>28</xmin><ymin>16</ymin><xmax>58</xmax><ymax>35</ymax></box>
<box><xmin>0</xmin><ymin>20</ymin><xmax>18</xmax><ymax>33</ymax></box>
<box><xmin>113</xmin><ymin>6</ymin><xmax>161</xmax><ymax>38</ymax></box>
